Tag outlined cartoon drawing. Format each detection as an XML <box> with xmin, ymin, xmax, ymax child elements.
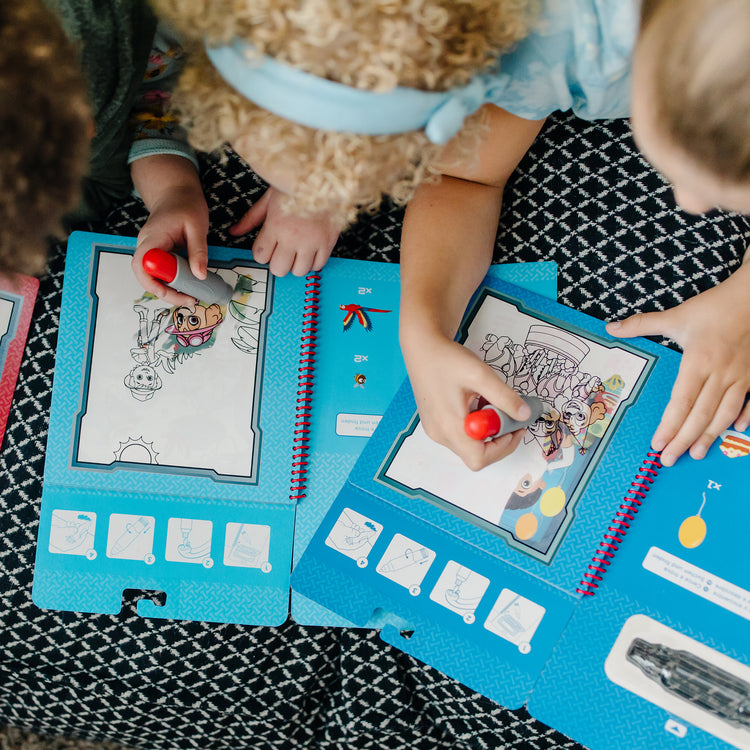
<box><xmin>339</xmin><ymin>303</ymin><xmax>392</xmax><ymax>331</ymax></box>
<box><xmin>113</xmin><ymin>436</ymin><xmax>159</xmax><ymax>464</ymax></box>
<box><xmin>480</xmin><ymin>324</ymin><xmax>617</xmax><ymax>457</ymax></box>
<box><xmin>228</xmin><ymin>274</ymin><xmax>265</xmax><ymax>354</ymax></box>
<box><xmin>166</xmin><ymin>302</ymin><xmax>223</xmax><ymax>347</ymax></box>
<box><xmin>122</xmin><ymin>272</ymin><xmax>262</xmax><ymax>401</ymax></box>
<box><xmin>75</xmin><ymin>249</ymin><xmax>270</xmax><ymax>480</ymax></box>
<box><xmin>123</xmin><ymin>304</ymin><xmax>171</xmax><ymax>400</ymax></box>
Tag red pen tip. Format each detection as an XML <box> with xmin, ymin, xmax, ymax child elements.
<box><xmin>464</xmin><ymin>409</ymin><xmax>501</xmax><ymax>440</ymax></box>
<box><xmin>142</xmin><ymin>247</ymin><xmax>177</xmax><ymax>283</ymax></box>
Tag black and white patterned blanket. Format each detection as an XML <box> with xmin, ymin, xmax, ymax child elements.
<box><xmin>1</xmin><ymin>112</ymin><xmax>747</xmax><ymax>749</ymax></box>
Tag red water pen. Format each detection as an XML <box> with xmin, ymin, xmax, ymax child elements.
<box><xmin>142</xmin><ymin>248</ymin><xmax>233</xmax><ymax>305</ymax></box>
<box><xmin>464</xmin><ymin>394</ymin><xmax>544</xmax><ymax>440</ymax></box>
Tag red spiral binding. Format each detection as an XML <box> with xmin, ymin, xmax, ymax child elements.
<box><xmin>576</xmin><ymin>452</ymin><xmax>662</xmax><ymax>596</ymax></box>
<box><xmin>289</xmin><ymin>274</ymin><xmax>320</xmax><ymax>501</ymax></box>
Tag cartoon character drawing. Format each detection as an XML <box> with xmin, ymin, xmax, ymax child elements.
<box><xmin>123</xmin><ymin>364</ymin><xmax>162</xmax><ymax>401</ymax></box>
<box><xmin>123</xmin><ymin>305</ymin><xmax>173</xmax><ymax>400</ymax></box>
<box><xmin>480</xmin><ymin>324</ymin><xmax>618</xmax><ymax>458</ymax></box>
<box><xmin>560</xmin><ymin>395</ymin><xmax>607</xmax><ymax>454</ymax></box>
<box><xmin>166</xmin><ymin>303</ymin><xmax>223</xmax><ymax>347</ymax></box>
<box><xmin>525</xmin><ymin>402</ymin><xmax>564</xmax><ymax>460</ymax></box>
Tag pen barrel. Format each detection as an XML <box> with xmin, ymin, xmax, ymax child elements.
<box><xmin>465</xmin><ymin>395</ymin><xmax>545</xmax><ymax>440</ymax></box>
<box><xmin>492</xmin><ymin>395</ymin><xmax>544</xmax><ymax>436</ymax></box>
<box><xmin>171</xmin><ymin>255</ymin><xmax>233</xmax><ymax>305</ymax></box>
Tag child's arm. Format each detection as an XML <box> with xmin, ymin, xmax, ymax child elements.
<box><xmin>400</xmin><ymin>105</ymin><xmax>545</xmax><ymax>470</ymax></box>
<box><xmin>606</xmin><ymin>259</ymin><xmax>750</xmax><ymax>466</ymax></box>
<box><xmin>131</xmin><ymin>154</ymin><xmax>209</xmax><ymax>306</ymax></box>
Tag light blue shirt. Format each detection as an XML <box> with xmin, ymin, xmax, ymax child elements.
<box><xmin>487</xmin><ymin>0</ymin><xmax>639</xmax><ymax>121</ymax></box>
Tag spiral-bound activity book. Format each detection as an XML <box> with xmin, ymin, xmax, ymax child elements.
<box><xmin>292</xmin><ymin>278</ymin><xmax>750</xmax><ymax>750</ymax></box>
<box><xmin>0</xmin><ymin>272</ymin><xmax>38</xmax><ymax>450</ymax></box>
<box><xmin>31</xmin><ymin>231</ymin><xmax>557</xmax><ymax>626</ymax></box>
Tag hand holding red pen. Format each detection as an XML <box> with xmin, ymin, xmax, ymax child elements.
<box><xmin>403</xmin><ymin>330</ymin><xmax>531</xmax><ymax>471</ymax></box>
<box><xmin>130</xmin><ymin>154</ymin><xmax>209</xmax><ymax>306</ymax></box>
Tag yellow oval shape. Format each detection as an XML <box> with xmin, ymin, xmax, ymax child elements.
<box><xmin>678</xmin><ymin>515</ymin><xmax>707</xmax><ymax>549</ymax></box>
<box><xmin>540</xmin><ymin>487</ymin><xmax>566</xmax><ymax>517</ymax></box>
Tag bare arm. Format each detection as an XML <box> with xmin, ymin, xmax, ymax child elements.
<box><xmin>399</xmin><ymin>105</ymin><xmax>545</xmax><ymax>469</ymax></box>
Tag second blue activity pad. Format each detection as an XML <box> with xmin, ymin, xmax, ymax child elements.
<box><xmin>292</xmin><ymin>277</ymin><xmax>684</xmax><ymax>707</ymax></box>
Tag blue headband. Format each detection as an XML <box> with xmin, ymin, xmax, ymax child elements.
<box><xmin>205</xmin><ymin>40</ymin><xmax>492</xmax><ymax>144</ymax></box>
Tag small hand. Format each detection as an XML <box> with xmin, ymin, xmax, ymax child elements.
<box><xmin>606</xmin><ymin>276</ymin><xmax>750</xmax><ymax>466</ymax></box>
<box><xmin>229</xmin><ymin>186</ymin><xmax>340</xmax><ymax>277</ymax></box>
<box><xmin>404</xmin><ymin>333</ymin><xmax>531</xmax><ymax>471</ymax></box>
<box><xmin>133</xmin><ymin>184</ymin><xmax>209</xmax><ymax>307</ymax></box>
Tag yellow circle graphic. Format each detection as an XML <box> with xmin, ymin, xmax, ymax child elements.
<box><xmin>678</xmin><ymin>515</ymin><xmax>707</xmax><ymax>548</ymax></box>
<box><xmin>540</xmin><ymin>487</ymin><xmax>566</xmax><ymax>517</ymax></box>
<box><xmin>515</xmin><ymin>513</ymin><xmax>538</xmax><ymax>540</ymax></box>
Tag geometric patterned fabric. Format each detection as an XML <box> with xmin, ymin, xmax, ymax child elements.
<box><xmin>0</xmin><ymin>110</ymin><xmax>747</xmax><ymax>749</ymax></box>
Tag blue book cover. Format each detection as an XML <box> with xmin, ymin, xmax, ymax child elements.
<box><xmin>529</xmin><ymin>430</ymin><xmax>750</xmax><ymax>750</ymax></box>
<box><xmin>293</xmin><ymin>260</ymin><xmax>559</xmax><ymax>626</ymax></box>
<box><xmin>32</xmin><ymin>231</ymin><xmax>558</xmax><ymax>627</ymax></box>
<box><xmin>292</xmin><ymin>277</ymin><xmax>690</xmax><ymax>707</ymax></box>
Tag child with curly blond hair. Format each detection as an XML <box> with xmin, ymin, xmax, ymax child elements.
<box><xmin>147</xmin><ymin>0</ymin><xmax>750</xmax><ymax>472</ymax></box>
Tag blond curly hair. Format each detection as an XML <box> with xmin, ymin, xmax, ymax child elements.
<box><xmin>640</xmin><ymin>0</ymin><xmax>750</xmax><ymax>182</ymax></box>
<box><xmin>0</xmin><ymin>0</ymin><xmax>90</xmax><ymax>277</ymax></box>
<box><xmin>153</xmin><ymin>0</ymin><xmax>535</xmax><ymax>226</ymax></box>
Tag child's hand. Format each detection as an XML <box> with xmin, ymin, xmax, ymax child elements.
<box><xmin>229</xmin><ymin>186</ymin><xmax>340</xmax><ymax>276</ymax></box>
<box><xmin>403</xmin><ymin>330</ymin><xmax>531</xmax><ymax>471</ymax></box>
<box><xmin>132</xmin><ymin>182</ymin><xmax>209</xmax><ymax>307</ymax></box>
<box><xmin>606</xmin><ymin>267</ymin><xmax>750</xmax><ymax>466</ymax></box>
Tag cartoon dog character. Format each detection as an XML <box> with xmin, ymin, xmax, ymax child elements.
<box><xmin>168</xmin><ymin>303</ymin><xmax>223</xmax><ymax>347</ymax></box>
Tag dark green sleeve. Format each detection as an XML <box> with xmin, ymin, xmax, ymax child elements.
<box><xmin>45</xmin><ymin>0</ymin><xmax>157</xmax><ymax>222</ymax></box>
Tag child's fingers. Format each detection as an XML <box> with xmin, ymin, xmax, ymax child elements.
<box><xmin>251</xmin><ymin>221</ymin><xmax>275</xmax><ymax>265</ymax></box>
<box><xmin>656</xmin><ymin>376</ymin><xmax>724</xmax><ymax>465</ymax></box>
<box><xmin>229</xmin><ymin>192</ymin><xmax>270</xmax><ymax>236</ymax></box>
<box><xmin>606</xmin><ymin>309</ymin><xmax>673</xmax><ymax>339</ymax></box>
<box><xmin>267</xmin><ymin>242</ymin><xmax>295</xmax><ymax>277</ymax></box>
<box><xmin>687</xmin><ymin>384</ymin><xmax>749</xmax><ymax>460</ymax></box>
<box><xmin>185</xmin><ymin>224</ymin><xmax>209</xmax><ymax>280</ymax></box>
<box><xmin>470</xmin><ymin>362</ymin><xmax>531</xmax><ymax>421</ymax></box>
<box><xmin>651</xmin><ymin>364</ymin><xmax>707</xmax><ymax>453</ymax></box>
<box><xmin>735</xmin><ymin>399</ymin><xmax>750</xmax><ymax>433</ymax></box>
<box><xmin>462</xmin><ymin>429</ymin><xmax>524</xmax><ymax>472</ymax></box>
<box><xmin>291</xmin><ymin>247</ymin><xmax>321</xmax><ymax>277</ymax></box>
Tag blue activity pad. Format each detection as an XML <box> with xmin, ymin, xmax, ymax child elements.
<box><xmin>32</xmin><ymin>232</ymin><xmax>557</xmax><ymax>626</ymax></box>
<box><xmin>292</xmin><ymin>278</ymin><xmax>750</xmax><ymax>750</ymax></box>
